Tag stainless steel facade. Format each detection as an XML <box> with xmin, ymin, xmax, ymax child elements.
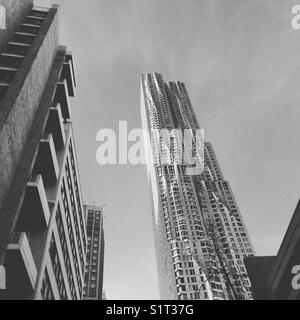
<box><xmin>141</xmin><ymin>72</ymin><xmax>255</xmax><ymax>300</ymax></box>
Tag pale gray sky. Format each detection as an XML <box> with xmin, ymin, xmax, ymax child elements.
<box><xmin>36</xmin><ymin>0</ymin><xmax>300</xmax><ymax>300</ymax></box>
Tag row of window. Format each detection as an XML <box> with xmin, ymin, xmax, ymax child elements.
<box><xmin>49</xmin><ymin>235</ymin><xmax>67</xmax><ymax>300</ymax></box>
<box><xmin>84</xmin><ymin>210</ymin><xmax>103</xmax><ymax>299</ymax></box>
<box><xmin>65</xmin><ymin>157</ymin><xmax>85</xmax><ymax>274</ymax></box>
<box><xmin>69</xmin><ymin>142</ymin><xmax>87</xmax><ymax>253</ymax></box>
<box><xmin>61</xmin><ymin>179</ymin><xmax>82</xmax><ymax>297</ymax></box>
<box><xmin>56</xmin><ymin>205</ymin><xmax>77</xmax><ymax>299</ymax></box>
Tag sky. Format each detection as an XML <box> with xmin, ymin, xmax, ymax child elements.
<box><xmin>35</xmin><ymin>0</ymin><xmax>300</xmax><ymax>300</ymax></box>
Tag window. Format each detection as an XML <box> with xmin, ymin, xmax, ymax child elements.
<box><xmin>41</xmin><ymin>269</ymin><xmax>54</xmax><ymax>300</ymax></box>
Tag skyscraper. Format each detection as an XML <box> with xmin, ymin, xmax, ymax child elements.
<box><xmin>0</xmin><ymin>2</ymin><xmax>87</xmax><ymax>300</ymax></box>
<box><xmin>141</xmin><ymin>72</ymin><xmax>255</xmax><ymax>300</ymax></box>
<box><xmin>83</xmin><ymin>204</ymin><xmax>105</xmax><ymax>300</ymax></box>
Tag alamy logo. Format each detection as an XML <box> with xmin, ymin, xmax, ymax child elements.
<box><xmin>291</xmin><ymin>264</ymin><xmax>300</xmax><ymax>290</ymax></box>
<box><xmin>0</xmin><ymin>5</ymin><xmax>6</xmax><ymax>30</ymax></box>
<box><xmin>96</xmin><ymin>121</ymin><xmax>205</xmax><ymax>176</ymax></box>
<box><xmin>0</xmin><ymin>265</ymin><xmax>5</xmax><ymax>290</ymax></box>
<box><xmin>291</xmin><ymin>5</ymin><xmax>300</xmax><ymax>30</ymax></box>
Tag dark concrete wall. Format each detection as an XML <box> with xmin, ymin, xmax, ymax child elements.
<box><xmin>0</xmin><ymin>0</ymin><xmax>33</xmax><ymax>52</ymax></box>
<box><xmin>0</xmin><ymin>7</ymin><xmax>59</xmax><ymax>263</ymax></box>
<box><xmin>244</xmin><ymin>256</ymin><xmax>276</xmax><ymax>300</ymax></box>
<box><xmin>2</xmin><ymin>48</ymin><xmax>67</xmax><ymax>295</ymax></box>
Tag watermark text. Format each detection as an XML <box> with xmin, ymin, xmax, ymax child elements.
<box><xmin>291</xmin><ymin>5</ymin><xmax>300</xmax><ymax>29</ymax></box>
<box><xmin>0</xmin><ymin>5</ymin><xmax>6</xmax><ymax>30</ymax></box>
<box><xmin>292</xmin><ymin>264</ymin><xmax>300</xmax><ymax>290</ymax></box>
<box><xmin>96</xmin><ymin>121</ymin><xmax>205</xmax><ymax>176</ymax></box>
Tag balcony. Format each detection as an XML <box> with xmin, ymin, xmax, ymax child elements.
<box><xmin>60</xmin><ymin>54</ymin><xmax>76</xmax><ymax>97</ymax></box>
<box><xmin>18</xmin><ymin>24</ymin><xmax>40</xmax><ymax>36</ymax></box>
<box><xmin>34</xmin><ymin>134</ymin><xmax>59</xmax><ymax>184</ymax></box>
<box><xmin>17</xmin><ymin>175</ymin><xmax>50</xmax><ymax>231</ymax></box>
<box><xmin>0</xmin><ymin>53</ymin><xmax>23</xmax><ymax>69</ymax></box>
<box><xmin>24</xmin><ymin>16</ymin><xmax>44</xmax><ymax>27</ymax></box>
<box><xmin>12</xmin><ymin>33</ymin><xmax>36</xmax><ymax>46</ymax></box>
<box><xmin>6</xmin><ymin>233</ymin><xmax>37</xmax><ymax>296</ymax></box>
<box><xmin>53</xmin><ymin>80</ymin><xmax>71</xmax><ymax>120</ymax></box>
<box><xmin>4</xmin><ymin>43</ymin><xmax>29</xmax><ymax>56</ymax></box>
<box><xmin>45</xmin><ymin>103</ymin><xmax>66</xmax><ymax>150</ymax></box>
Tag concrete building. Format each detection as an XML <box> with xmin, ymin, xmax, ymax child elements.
<box><xmin>83</xmin><ymin>204</ymin><xmax>105</xmax><ymax>300</ymax></box>
<box><xmin>245</xmin><ymin>199</ymin><xmax>300</xmax><ymax>300</ymax></box>
<box><xmin>0</xmin><ymin>2</ymin><xmax>87</xmax><ymax>300</ymax></box>
<box><xmin>141</xmin><ymin>72</ymin><xmax>255</xmax><ymax>300</ymax></box>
